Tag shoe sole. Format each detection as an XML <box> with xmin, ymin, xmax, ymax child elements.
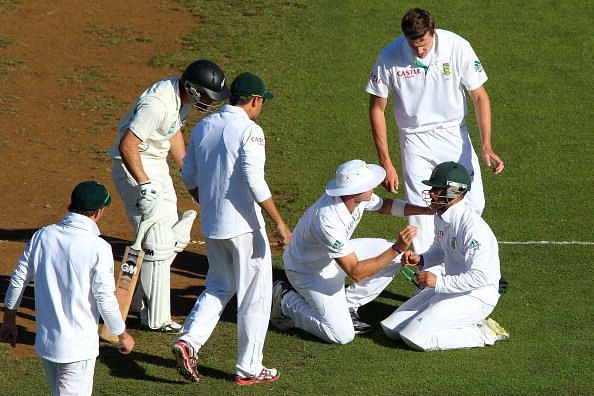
<box><xmin>172</xmin><ymin>343</ymin><xmax>200</xmax><ymax>382</ymax></box>
<box><xmin>235</xmin><ymin>374</ymin><xmax>280</xmax><ymax>385</ymax></box>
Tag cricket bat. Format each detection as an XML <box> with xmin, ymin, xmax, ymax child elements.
<box><xmin>100</xmin><ymin>218</ymin><xmax>155</xmax><ymax>343</ymax></box>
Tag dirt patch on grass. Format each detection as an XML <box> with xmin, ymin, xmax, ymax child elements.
<box><xmin>0</xmin><ymin>0</ymin><xmax>208</xmax><ymax>358</ymax></box>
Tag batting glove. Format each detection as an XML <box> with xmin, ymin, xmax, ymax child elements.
<box><xmin>136</xmin><ymin>181</ymin><xmax>160</xmax><ymax>219</ymax></box>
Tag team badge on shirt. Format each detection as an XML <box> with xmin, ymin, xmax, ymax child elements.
<box><xmin>332</xmin><ymin>240</ymin><xmax>344</xmax><ymax>250</ymax></box>
<box><xmin>167</xmin><ymin>120</ymin><xmax>177</xmax><ymax>136</ymax></box>
<box><xmin>470</xmin><ymin>239</ymin><xmax>481</xmax><ymax>251</ymax></box>
<box><xmin>474</xmin><ymin>61</ymin><xmax>483</xmax><ymax>72</ymax></box>
<box><xmin>450</xmin><ymin>237</ymin><xmax>456</xmax><ymax>250</ymax></box>
<box><xmin>442</xmin><ymin>62</ymin><xmax>451</xmax><ymax>76</ymax></box>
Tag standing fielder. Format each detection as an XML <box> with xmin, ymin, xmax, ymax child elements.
<box><xmin>0</xmin><ymin>181</ymin><xmax>134</xmax><ymax>395</ymax></box>
<box><xmin>172</xmin><ymin>72</ymin><xmax>291</xmax><ymax>385</ymax></box>
<box><xmin>108</xmin><ymin>60</ymin><xmax>230</xmax><ymax>332</ymax></box>
<box><xmin>381</xmin><ymin>162</ymin><xmax>508</xmax><ymax>350</ymax></box>
<box><xmin>365</xmin><ymin>8</ymin><xmax>504</xmax><ymax>252</ymax></box>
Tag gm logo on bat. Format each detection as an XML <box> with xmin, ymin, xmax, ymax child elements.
<box><xmin>121</xmin><ymin>258</ymin><xmax>139</xmax><ymax>278</ymax></box>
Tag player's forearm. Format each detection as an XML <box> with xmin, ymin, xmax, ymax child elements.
<box><xmin>351</xmin><ymin>248</ymin><xmax>399</xmax><ymax>283</ymax></box>
<box><xmin>258</xmin><ymin>197</ymin><xmax>287</xmax><ymax>229</ymax></box>
<box><xmin>471</xmin><ymin>88</ymin><xmax>493</xmax><ymax>150</ymax></box>
<box><xmin>369</xmin><ymin>99</ymin><xmax>392</xmax><ymax>166</ymax></box>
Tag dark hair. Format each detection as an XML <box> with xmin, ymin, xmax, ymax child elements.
<box><xmin>67</xmin><ymin>206</ymin><xmax>102</xmax><ymax>217</ymax></box>
<box><xmin>229</xmin><ymin>95</ymin><xmax>254</xmax><ymax>106</ymax></box>
<box><xmin>401</xmin><ymin>8</ymin><xmax>435</xmax><ymax>40</ymax></box>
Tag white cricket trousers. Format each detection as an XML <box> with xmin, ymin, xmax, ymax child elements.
<box><xmin>381</xmin><ymin>287</ymin><xmax>498</xmax><ymax>351</ymax></box>
<box><xmin>400</xmin><ymin>123</ymin><xmax>485</xmax><ymax>253</ymax></box>
<box><xmin>179</xmin><ymin>229</ymin><xmax>272</xmax><ymax>378</ymax></box>
<box><xmin>283</xmin><ymin>238</ymin><xmax>401</xmax><ymax>345</ymax></box>
<box><xmin>42</xmin><ymin>358</ymin><xmax>95</xmax><ymax>396</ymax></box>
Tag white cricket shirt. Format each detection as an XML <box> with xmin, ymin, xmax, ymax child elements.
<box><xmin>108</xmin><ymin>77</ymin><xmax>192</xmax><ymax>160</ymax></box>
<box><xmin>4</xmin><ymin>212</ymin><xmax>125</xmax><ymax>363</ymax></box>
<box><xmin>181</xmin><ymin>104</ymin><xmax>272</xmax><ymax>239</ymax></box>
<box><xmin>283</xmin><ymin>193</ymin><xmax>382</xmax><ymax>274</ymax></box>
<box><xmin>421</xmin><ymin>200</ymin><xmax>500</xmax><ymax>305</ymax></box>
<box><xmin>365</xmin><ymin>29</ymin><xmax>488</xmax><ymax>134</ymax></box>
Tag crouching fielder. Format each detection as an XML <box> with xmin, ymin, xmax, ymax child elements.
<box><xmin>0</xmin><ymin>181</ymin><xmax>134</xmax><ymax>395</ymax></box>
<box><xmin>381</xmin><ymin>162</ymin><xmax>509</xmax><ymax>351</ymax></box>
<box><xmin>271</xmin><ymin>159</ymin><xmax>433</xmax><ymax>344</ymax></box>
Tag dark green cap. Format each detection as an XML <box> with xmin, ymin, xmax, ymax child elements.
<box><xmin>422</xmin><ymin>161</ymin><xmax>472</xmax><ymax>191</ymax></box>
<box><xmin>70</xmin><ymin>181</ymin><xmax>111</xmax><ymax>211</ymax></box>
<box><xmin>230</xmin><ymin>72</ymin><xmax>273</xmax><ymax>99</ymax></box>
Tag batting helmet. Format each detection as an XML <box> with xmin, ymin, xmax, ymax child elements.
<box><xmin>181</xmin><ymin>60</ymin><xmax>230</xmax><ymax>111</ymax></box>
<box><xmin>422</xmin><ymin>161</ymin><xmax>471</xmax><ymax>206</ymax></box>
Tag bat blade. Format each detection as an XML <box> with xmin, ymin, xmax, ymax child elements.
<box><xmin>99</xmin><ymin>246</ymin><xmax>145</xmax><ymax>343</ymax></box>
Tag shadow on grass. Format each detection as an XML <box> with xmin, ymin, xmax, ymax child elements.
<box><xmin>98</xmin><ymin>345</ymin><xmax>231</xmax><ymax>383</ymax></box>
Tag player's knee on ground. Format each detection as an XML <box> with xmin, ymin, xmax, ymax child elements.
<box><xmin>380</xmin><ymin>321</ymin><xmax>402</xmax><ymax>341</ymax></box>
<box><xmin>399</xmin><ymin>328</ymin><xmax>432</xmax><ymax>351</ymax></box>
<box><xmin>325</xmin><ymin>324</ymin><xmax>355</xmax><ymax>345</ymax></box>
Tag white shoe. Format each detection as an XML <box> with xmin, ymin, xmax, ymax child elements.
<box><xmin>141</xmin><ymin>318</ymin><xmax>183</xmax><ymax>334</ymax></box>
<box><xmin>482</xmin><ymin>317</ymin><xmax>509</xmax><ymax>341</ymax></box>
<box><xmin>270</xmin><ymin>280</ymin><xmax>294</xmax><ymax>331</ymax></box>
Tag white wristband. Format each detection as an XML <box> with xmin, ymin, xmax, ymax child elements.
<box><xmin>390</xmin><ymin>199</ymin><xmax>406</xmax><ymax>217</ymax></box>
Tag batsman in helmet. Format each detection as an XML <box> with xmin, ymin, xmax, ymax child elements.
<box><xmin>108</xmin><ymin>60</ymin><xmax>230</xmax><ymax>332</ymax></box>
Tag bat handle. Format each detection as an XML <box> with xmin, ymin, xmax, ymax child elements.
<box><xmin>130</xmin><ymin>214</ymin><xmax>160</xmax><ymax>251</ymax></box>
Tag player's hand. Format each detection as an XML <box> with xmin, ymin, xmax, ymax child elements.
<box><xmin>401</xmin><ymin>250</ymin><xmax>420</xmax><ymax>267</ymax></box>
<box><xmin>136</xmin><ymin>181</ymin><xmax>160</xmax><ymax>219</ymax></box>
<box><xmin>416</xmin><ymin>271</ymin><xmax>436</xmax><ymax>288</ymax></box>
<box><xmin>383</xmin><ymin>162</ymin><xmax>399</xmax><ymax>194</ymax></box>
<box><xmin>482</xmin><ymin>148</ymin><xmax>505</xmax><ymax>174</ymax></box>
<box><xmin>118</xmin><ymin>331</ymin><xmax>135</xmax><ymax>354</ymax></box>
<box><xmin>276</xmin><ymin>223</ymin><xmax>292</xmax><ymax>248</ymax></box>
<box><xmin>394</xmin><ymin>225</ymin><xmax>418</xmax><ymax>252</ymax></box>
<box><xmin>0</xmin><ymin>320</ymin><xmax>18</xmax><ymax>348</ymax></box>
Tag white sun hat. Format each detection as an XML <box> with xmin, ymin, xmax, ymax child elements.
<box><xmin>325</xmin><ymin>159</ymin><xmax>386</xmax><ymax>196</ymax></box>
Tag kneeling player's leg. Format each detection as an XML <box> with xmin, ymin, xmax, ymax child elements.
<box><xmin>380</xmin><ymin>288</ymin><xmax>434</xmax><ymax>340</ymax></box>
<box><xmin>285</xmin><ymin>268</ymin><xmax>354</xmax><ymax>345</ymax></box>
<box><xmin>399</xmin><ymin>292</ymin><xmax>494</xmax><ymax>351</ymax></box>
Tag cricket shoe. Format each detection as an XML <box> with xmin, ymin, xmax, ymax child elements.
<box><xmin>270</xmin><ymin>280</ymin><xmax>294</xmax><ymax>331</ymax></box>
<box><xmin>350</xmin><ymin>309</ymin><xmax>372</xmax><ymax>335</ymax></box>
<box><xmin>235</xmin><ymin>367</ymin><xmax>280</xmax><ymax>385</ymax></box>
<box><xmin>482</xmin><ymin>317</ymin><xmax>509</xmax><ymax>341</ymax></box>
<box><xmin>172</xmin><ymin>340</ymin><xmax>200</xmax><ymax>382</ymax></box>
<box><xmin>140</xmin><ymin>315</ymin><xmax>183</xmax><ymax>334</ymax></box>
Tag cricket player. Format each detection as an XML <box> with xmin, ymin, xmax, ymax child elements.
<box><xmin>381</xmin><ymin>162</ymin><xmax>509</xmax><ymax>350</ymax></box>
<box><xmin>365</xmin><ymin>8</ymin><xmax>505</xmax><ymax>253</ymax></box>
<box><xmin>108</xmin><ymin>59</ymin><xmax>230</xmax><ymax>332</ymax></box>
<box><xmin>270</xmin><ymin>159</ymin><xmax>433</xmax><ymax>344</ymax></box>
<box><xmin>172</xmin><ymin>72</ymin><xmax>291</xmax><ymax>385</ymax></box>
<box><xmin>0</xmin><ymin>181</ymin><xmax>135</xmax><ymax>395</ymax></box>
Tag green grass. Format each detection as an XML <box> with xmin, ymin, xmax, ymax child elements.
<box><xmin>1</xmin><ymin>0</ymin><xmax>593</xmax><ymax>395</ymax></box>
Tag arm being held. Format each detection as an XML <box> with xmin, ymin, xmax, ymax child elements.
<box><xmin>378</xmin><ymin>198</ymin><xmax>435</xmax><ymax>217</ymax></box>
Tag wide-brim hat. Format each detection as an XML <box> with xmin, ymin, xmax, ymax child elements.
<box><xmin>325</xmin><ymin>160</ymin><xmax>386</xmax><ymax>196</ymax></box>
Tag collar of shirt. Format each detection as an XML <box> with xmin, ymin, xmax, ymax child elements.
<box><xmin>60</xmin><ymin>212</ymin><xmax>101</xmax><ymax>236</ymax></box>
<box><xmin>220</xmin><ymin>104</ymin><xmax>251</xmax><ymax>119</ymax></box>
<box><xmin>438</xmin><ymin>199</ymin><xmax>468</xmax><ymax>225</ymax></box>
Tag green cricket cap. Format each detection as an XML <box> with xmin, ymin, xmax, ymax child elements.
<box><xmin>70</xmin><ymin>181</ymin><xmax>111</xmax><ymax>211</ymax></box>
<box><xmin>422</xmin><ymin>161</ymin><xmax>472</xmax><ymax>191</ymax></box>
<box><xmin>230</xmin><ymin>72</ymin><xmax>273</xmax><ymax>99</ymax></box>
